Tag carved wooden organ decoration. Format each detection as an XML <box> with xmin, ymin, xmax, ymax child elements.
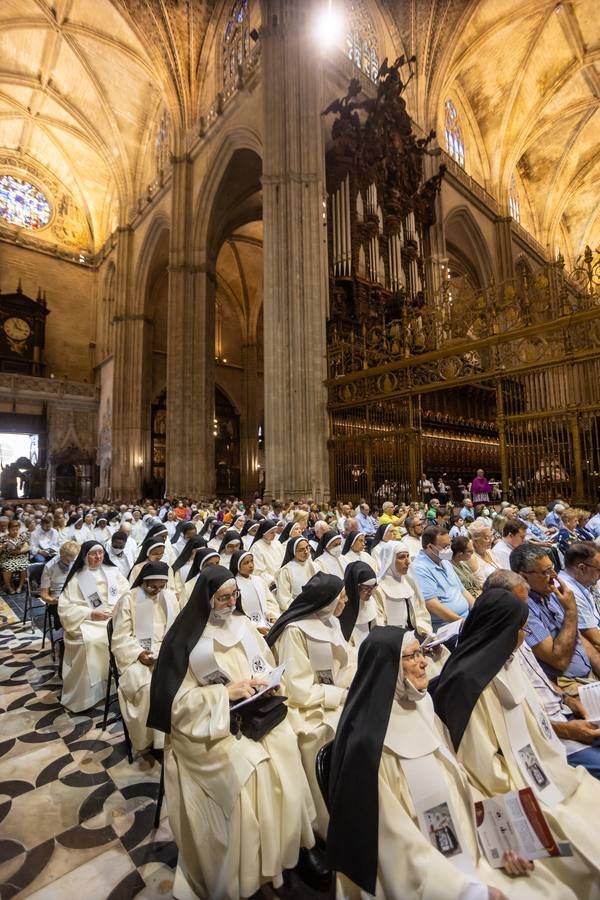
<box><xmin>323</xmin><ymin>57</ymin><xmax>445</xmax><ymax>327</ymax></box>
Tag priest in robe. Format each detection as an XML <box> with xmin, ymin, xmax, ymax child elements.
<box><xmin>58</xmin><ymin>541</ymin><xmax>130</xmax><ymax>712</ymax></box>
<box><xmin>328</xmin><ymin>625</ymin><xmax>575</xmax><ymax>900</ymax></box>
<box><xmin>433</xmin><ymin>588</ymin><xmax>600</xmax><ymax>898</ymax></box>
<box><xmin>147</xmin><ymin>565</ymin><xmax>315</xmax><ymax>900</ymax></box>
<box><xmin>266</xmin><ymin>572</ymin><xmax>355</xmax><ymax>838</ymax></box>
<box><xmin>111</xmin><ymin>561</ymin><xmax>179</xmax><ymax>753</ymax></box>
<box><xmin>230</xmin><ymin>549</ymin><xmax>278</xmax><ymax>629</ymax></box>
<box><xmin>275</xmin><ymin>537</ymin><xmax>317</xmax><ymax>612</ymax></box>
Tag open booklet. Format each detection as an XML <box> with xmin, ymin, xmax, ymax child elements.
<box><xmin>422</xmin><ymin>618</ymin><xmax>464</xmax><ymax>649</ymax></box>
<box><xmin>579</xmin><ymin>682</ymin><xmax>600</xmax><ymax>722</ymax></box>
<box><xmin>229</xmin><ymin>662</ymin><xmax>287</xmax><ymax>710</ymax></box>
<box><xmin>475</xmin><ymin>788</ymin><xmax>572</xmax><ymax>868</ymax></box>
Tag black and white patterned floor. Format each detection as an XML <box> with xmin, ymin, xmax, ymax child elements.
<box><xmin>0</xmin><ymin>620</ymin><xmax>328</xmax><ymax>899</ymax></box>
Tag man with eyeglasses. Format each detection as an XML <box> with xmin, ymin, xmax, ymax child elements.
<box><xmin>560</xmin><ymin>541</ymin><xmax>600</xmax><ymax>657</ymax></box>
<box><xmin>510</xmin><ymin>542</ymin><xmax>600</xmax><ymax>696</ymax></box>
<box><xmin>483</xmin><ymin>569</ymin><xmax>600</xmax><ymax>779</ymax></box>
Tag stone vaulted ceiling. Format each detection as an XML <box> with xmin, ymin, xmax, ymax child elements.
<box><xmin>435</xmin><ymin>0</ymin><xmax>600</xmax><ymax>262</ymax></box>
<box><xmin>0</xmin><ymin>0</ymin><xmax>178</xmax><ymax>251</ymax></box>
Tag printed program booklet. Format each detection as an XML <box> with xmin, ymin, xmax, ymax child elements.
<box><xmin>475</xmin><ymin>788</ymin><xmax>572</xmax><ymax>868</ymax></box>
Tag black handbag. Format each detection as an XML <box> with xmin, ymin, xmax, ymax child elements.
<box><xmin>230</xmin><ymin>694</ymin><xmax>288</xmax><ymax>741</ymax></box>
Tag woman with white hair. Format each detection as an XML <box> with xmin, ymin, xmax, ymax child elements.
<box><xmin>466</xmin><ymin>520</ymin><xmax>498</xmax><ymax>588</ymax></box>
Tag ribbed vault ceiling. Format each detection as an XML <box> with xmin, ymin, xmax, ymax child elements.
<box><xmin>0</xmin><ymin>0</ymin><xmax>169</xmax><ymax>250</ymax></box>
<box><xmin>436</xmin><ymin>0</ymin><xmax>600</xmax><ymax>261</ymax></box>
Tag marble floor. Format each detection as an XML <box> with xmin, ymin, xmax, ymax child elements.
<box><xmin>0</xmin><ymin>620</ymin><xmax>327</xmax><ymax>900</ymax></box>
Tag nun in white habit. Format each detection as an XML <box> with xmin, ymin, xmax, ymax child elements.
<box><xmin>267</xmin><ymin>572</ymin><xmax>356</xmax><ymax>838</ymax></box>
<box><xmin>128</xmin><ymin>537</ymin><xmax>176</xmax><ymax>590</ymax></box>
<box><xmin>240</xmin><ymin>519</ymin><xmax>260</xmax><ymax>550</ymax></box>
<box><xmin>111</xmin><ymin>561</ymin><xmax>179</xmax><ymax>752</ymax></box>
<box><xmin>147</xmin><ymin>565</ymin><xmax>315</xmax><ymax>900</ymax></box>
<box><xmin>376</xmin><ymin>540</ymin><xmax>432</xmax><ymax>634</ymax></box>
<box><xmin>434</xmin><ymin>588</ymin><xmax>600</xmax><ymax>898</ymax></box>
<box><xmin>171</xmin><ymin>535</ymin><xmax>207</xmax><ymax>598</ymax></box>
<box><xmin>250</xmin><ymin>520</ymin><xmax>283</xmax><ymax>589</ymax></box>
<box><xmin>341</xmin><ymin>531</ymin><xmax>376</xmax><ymax>571</ymax></box>
<box><xmin>369</xmin><ymin>523</ymin><xmax>397</xmax><ymax>571</ymax></box>
<box><xmin>274</xmin><ymin>537</ymin><xmax>317</xmax><ymax>612</ymax></box>
<box><xmin>341</xmin><ymin>561</ymin><xmax>381</xmax><ymax>649</ymax></box>
<box><xmin>58</xmin><ymin>541</ymin><xmax>131</xmax><ymax>712</ymax></box>
<box><xmin>180</xmin><ymin>547</ymin><xmax>221</xmax><ymax>607</ymax></box>
<box><xmin>218</xmin><ymin>528</ymin><xmax>242</xmax><ymax>568</ymax></box>
<box><xmin>230</xmin><ymin>549</ymin><xmax>279</xmax><ymax>630</ymax></box>
<box><xmin>313</xmin><ymin>530</ymin><xmax>345</xmax><ymax>579</ymax></box>
<box><xmin>207</xmin><ymin>521</ymin><xmax>229</xmax><ymax>551</ymax></box>
<box><xmin>328</xmin><ymin>625</ymin><xmax>576</xmax><ymax>900</ymax></box>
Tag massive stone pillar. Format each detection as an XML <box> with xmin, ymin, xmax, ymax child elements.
<box><xmin>165</xmin><ymin>155</ymin><xmax>215</xmax><ymax>498</ymax></box>
<box><xmin>240</xmin><ymin>341</ymin><xmax>259</xmax><ymax>497</ymax></box>
<box><xmin>110</xmin><ymin>225</ymin><xmax>147</xmax><ymax>499</ymax></box>
<box><xmin>260</xmin><ymin>0</ymin><xmax>330</xmax><ymax>502</ymax></box>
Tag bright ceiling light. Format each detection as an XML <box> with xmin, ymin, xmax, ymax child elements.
<box><xmin>316</xmin><ymin>2</ymin><xmax>344</xmax><ymax>48</ymax></box>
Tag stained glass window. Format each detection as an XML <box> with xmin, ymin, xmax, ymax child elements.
<box><xmin>345</xmin><ymin>1</ymin><xmax>379</xmax><ymax>82</ymax></box>
<box><xmin>0</xmin><ymin>175</ymin><xmax>51</xmax><ymax>230</ymax></box>
<box><xmin>223</xmin><ymin>0</ymin><xmax>249</xmax><ymax>88</ymax></box>
<box><xmin>445</xmin><ymin>100</ymin><xmax>465</xmax><ymax>169</ymax></box>
<box><xmin>509</xmin><ymin>175</ymin><xmax>520</xmax><ymax>223</ymax></box>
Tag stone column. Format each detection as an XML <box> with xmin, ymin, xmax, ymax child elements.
<box><xmin>165</xmin><ymin>155</ymin><xmax>216</xmax><ymax>498</ymax></box>
<box><xmin>240</xmin><ymin>341</ymin><xmax>259</xmax><ymax>497</ymax></box>
<box><xmin>260</xmin><ymin>0</ymin><xmax>330</xmax><ymax>502</ymax></box>
<box><xmin>495</xmin><ymin>216</ymin><xmax>515</xmax><ymax>285</ymax></box>
<box><xmin>110</xmin><ymin>225</ymin><xmax>147</xmax><ymax>499</ymax></box>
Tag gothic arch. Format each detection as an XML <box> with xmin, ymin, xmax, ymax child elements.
<box><xmin>134</xmin><ymin>213</ymin><xmax>171</xmax><ymax>313</ymax></box>
<box><xmin>193</xmin><ymin>127</ymin><xmax>263</xmax><ymax>262</ymax></box>
<box><xmin>444</xmin><ymin>206</ymin><xmax>494</xmax><ymax>288</ymax></box>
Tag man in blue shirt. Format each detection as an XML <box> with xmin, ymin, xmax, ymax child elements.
<box><xmin>585</xmin><ymin>503</ymin><xmax>600</xmax><ymax>539</ymax></box>
<box><xmin>410</xmin><ymin>525</ymin><xmax>473</xmax><ymax>631</ymax></box>
<box><xmin>560</xmin><ymin>542</ymin><xmax>600</xmax><ymax>658</ymax></box>
<box><xmin>509</xmin><ymin>543</ymin><xmax>600</xmax><ymax>691</ymax></box>
<box><xmin>355</xmin><ymin>502</ymin><xmax>378</xmax><ymax>537</ymax></box>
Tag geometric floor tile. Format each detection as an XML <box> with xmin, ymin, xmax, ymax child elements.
<box><xmin>0</xmin><ymin>622</ymin><xmax>327</xmax><ymax>899</ymax></box>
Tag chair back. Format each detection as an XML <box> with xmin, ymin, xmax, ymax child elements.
<box><xmin>106</xmin><ymin>618</ymin><xmax>120</xmax><ymax>685</ymax></box>
<box><xmin>315</xmin><ymin>740</ymin><xmax>334</xmax><ymax>813</ymax></box>
<box><xmin>27</xmin><ymin>562</ymin><xmax>46</xmax><ymax>591</ymax></box>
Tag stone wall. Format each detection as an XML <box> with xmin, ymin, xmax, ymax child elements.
<box><xmin>0</xmin><ymin>242</ymin><xmax>95</xmax><ymax>383</ymax></box>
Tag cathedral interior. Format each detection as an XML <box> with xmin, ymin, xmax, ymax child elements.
<box><xmin>0</xmin><ymin>0</ymin><xmax>598</xmax><ymax>506</ymax></box>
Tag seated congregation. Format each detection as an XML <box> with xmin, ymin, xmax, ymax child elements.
<box><xmin>6</xmin><ymin>495</ymin><xmax>600</xmax><ymax>899</ymax></box>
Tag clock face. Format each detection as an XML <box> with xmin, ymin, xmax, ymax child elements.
<box><xmin>3</xmin><ymin>317</ymin><xmax>31</xmax><ymax>341</ymax></box>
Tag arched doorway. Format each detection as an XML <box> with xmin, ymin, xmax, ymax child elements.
<box><xmin>215</xmin><ymin>386</ymin><xmax>240</xmax><ymax>496</ymax></box>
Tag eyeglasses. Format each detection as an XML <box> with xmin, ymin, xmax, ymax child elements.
<box><xmin>213</xmin><ymin>589</ymin><xmax>240</xmax><ymax>604</ymax></box>
<box><xmin>524</xmin><ymin>567</ymin><xmax>555</xmax><ymax>578</ymax></box>
<box><xmin>401</xmin><ymin>648</ymin><xmax>428</xmax><ymax>662</ymax></box>
<box><xmin>582</xmin><ymin>563</ymin><xmax>600</xmax><ymax>574</ymax></box>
